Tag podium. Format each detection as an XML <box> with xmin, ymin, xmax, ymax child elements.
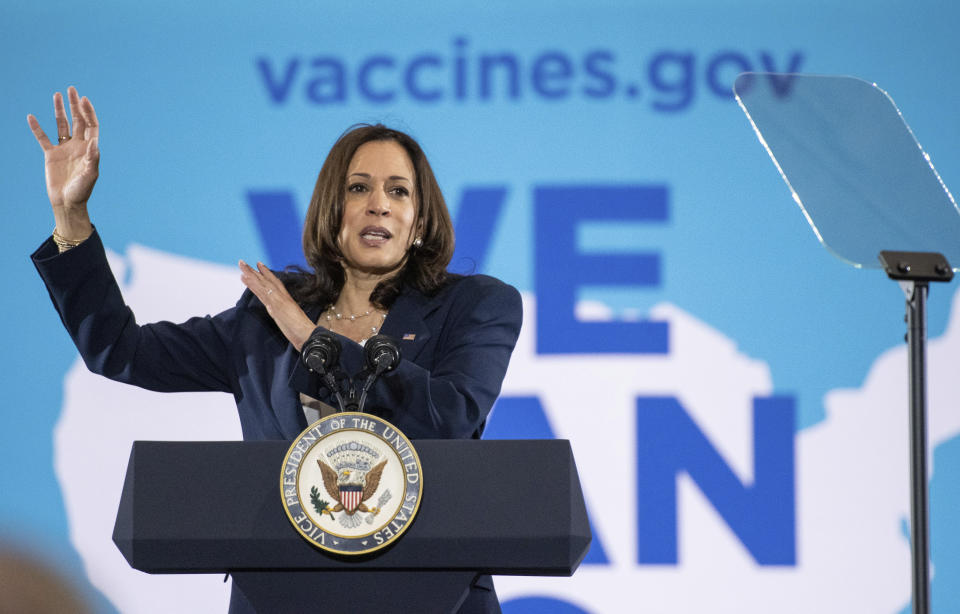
<box><xmin>113</xmin><ymin>439</ymin><xmax>591</xmax><ymax>613</ymax></box>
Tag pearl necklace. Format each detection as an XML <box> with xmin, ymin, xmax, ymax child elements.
<box><xmin>324</xmin><ymin>306</ymin><xmax>388</xmax><ymax>342</ymax></box>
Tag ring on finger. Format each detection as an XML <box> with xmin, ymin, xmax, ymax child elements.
<box><xmin>58</xmin><ymin>135</ymin><xmax>70</xmax><ymax>143</ymax></box>
<box><xmin>267</xmin><ymin>289</ymin><xmax>274</xmax><ymax>295</ymax></box>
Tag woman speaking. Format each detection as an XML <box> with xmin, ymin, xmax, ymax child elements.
<box><xmin>28</xmin><ymin>86</ymin><xmax>521</xmax><ymax>613</ymax></box>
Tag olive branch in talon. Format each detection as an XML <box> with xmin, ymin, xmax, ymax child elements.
<box><xmin>310</xmin><ymin>486</ymin><xmax>336</xmax><ymax>519</ymax></box>
<box><xmin>370</xmin><ymin>489</ymin><xmax>391</xmax><ymax>517</ymax></box>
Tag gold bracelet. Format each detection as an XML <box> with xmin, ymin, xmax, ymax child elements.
<box><xmin>52</xmin><ymin>228</ymin><xmax>87</xmax><ymax>253</ymax></box>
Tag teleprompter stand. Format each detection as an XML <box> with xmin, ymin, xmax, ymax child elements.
<box><xmin>878</xmin><ymin>251</ymin><xmax>953</xmax><ymax>614</ymax></box>
<box><xmin>736</xmin><ymin>73</ymin><xmax>960</xmax><ymax>614</ymax></box>
<box><xmin>113</xmin><ymin>439</ymin><xmax>591</xmax><ymax>613</ymax></box>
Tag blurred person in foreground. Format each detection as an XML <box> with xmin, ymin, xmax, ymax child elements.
<box><xmin>0</xmin><ymin>543</ymin><xmax>91</xmax><ymax>614</ymax></box>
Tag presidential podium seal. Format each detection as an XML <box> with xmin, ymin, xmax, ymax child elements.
<box><xmin>280</xmin><ymin>412</ymin><xmax>423</xmax><ymax>555</ymax></box>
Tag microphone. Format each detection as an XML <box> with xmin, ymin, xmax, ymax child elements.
<box><xmin>300</xmin><ymin>329</ymin><xmax>346</xmax><ymax>412</ymax></box>
<box><xmin>364</xmin><ymin>335</ymin><xmax>401</xmax><ymax>376</ymax></box>
<box><xmin>356</xmin><ymin>335</ymin><xmax>401</xmax><ymax>413</ymax></box>
<box><xmin>301</xmin><ymin>329</ymin><xmax>341</xmax><ymax>374</ymax></box>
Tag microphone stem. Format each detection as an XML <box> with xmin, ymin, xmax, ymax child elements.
<box><xmin>322</xmin><ymin>371</ymin><xmax>347</xmax><ymax>413</ymax></box>
<box><xmin>356</xmin><ymin>372</ymin><xmax>378</xmax><ymax>413</ymax></box>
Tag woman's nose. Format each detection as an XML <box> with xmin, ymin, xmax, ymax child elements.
<box><xmin>367</xmin><ymin>190</ymin><xmax>390</xmax><ymax>216</ymax></box>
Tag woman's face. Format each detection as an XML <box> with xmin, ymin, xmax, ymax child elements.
<box><xmin>337</xmin><ymin>140</ymin><xmax>419</xmax><ymax>278</ymax></box>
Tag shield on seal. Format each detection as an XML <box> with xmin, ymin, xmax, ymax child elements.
<box><xmin>340</xmin><ymin>483</ymin><xmax>363</xmax><ymax>512</ymax></box>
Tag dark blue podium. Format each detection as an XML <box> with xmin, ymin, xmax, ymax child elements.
<box><xmin>113</xmin><ymin>439</ymin><xmax>591</xmax><ymax>613</ymax></box>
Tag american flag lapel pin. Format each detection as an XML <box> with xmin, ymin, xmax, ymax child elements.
<box><xmin>402</xmin><ymin>333</ymin><xmax>416</xmax><ymax>341</ymax></box>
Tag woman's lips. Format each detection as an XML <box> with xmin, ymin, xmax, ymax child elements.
<box><xmin>360</xmin><ymin>226</ymin><xmax>392</xmax><ymax>245</ymax></box>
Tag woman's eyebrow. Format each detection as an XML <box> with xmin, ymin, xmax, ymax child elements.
<box><xmin>348</xmin><ymin>172</ymin><xmax>411</xmax><ymax>182</ymax></box>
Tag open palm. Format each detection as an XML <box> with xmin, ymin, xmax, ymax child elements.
<box><xmin>27</xmin><ymin>86</ymin><xmax>100</xmax><ymax>209</ymax></box>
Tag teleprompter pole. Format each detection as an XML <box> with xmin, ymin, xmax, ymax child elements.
<box><xmin>879</xmin><ymin>250</ymin><xmax>953</xmax><ymax>614</ymax></box>
<box><xmin>905</xmin><ymin>279</ymin><xmax>930</xmax><ymax>614</ymax></box>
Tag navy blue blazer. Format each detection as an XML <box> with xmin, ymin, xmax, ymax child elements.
<box><xmin>32</xmin><ymin>230</ymin><xmax>522</xmax><ymax>442</ymax></box>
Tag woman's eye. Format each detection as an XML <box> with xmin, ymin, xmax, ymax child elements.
<box><xmin>348</xmin><ymin>183</ymin><xmax>367</xmax><ymax>193</ymax></box>
<box><xmin>390</xmin><ymin>186</ymin><xmax>409</xmax><ymax>197</ymax></box>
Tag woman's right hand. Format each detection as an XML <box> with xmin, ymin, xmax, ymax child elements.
<box><xmin>27</xmin><ymin>86</ymin><xmax>99</xmax><ymax>240</ymax></box>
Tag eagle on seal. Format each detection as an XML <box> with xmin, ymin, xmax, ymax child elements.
<box><xmin>318</xmin><ymin>459</ymin><xmax>387</xmax><ymax>515</ymax></box>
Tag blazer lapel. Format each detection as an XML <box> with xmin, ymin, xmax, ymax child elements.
<box><xmin>381</xmin><ymin>286</ymin><xmax>440</xmax><ymax>364</ymax></box>
<box><xmin>305</xmin><ymin>302</ymin><xmax>324</xmax><ymax>325</ymax></box>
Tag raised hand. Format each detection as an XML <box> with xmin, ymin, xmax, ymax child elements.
<box><xmin>27</xmin><ymin>86</ymin><xmax>99</xmax><ymax>241</ymax></box>
<box><xmin>239</xmin><ymin>260</ymin><xmax>317</xmax><ymax>351</ymax></box>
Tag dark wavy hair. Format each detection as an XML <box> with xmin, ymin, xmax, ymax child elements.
<box><xmin>285</xmin><ymin>124</ymin><xmax>454</xmax><ymax>310</ymax></box>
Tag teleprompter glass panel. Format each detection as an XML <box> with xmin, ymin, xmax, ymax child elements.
<box><xmin>734</xmin><ymin>73</ymin><xmax>960</xmax><ymax>269</ymax></box>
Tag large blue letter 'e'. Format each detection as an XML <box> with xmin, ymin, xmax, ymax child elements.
<box><xmin>636</xmin><ymin>396</ymin><xmax>796</xmax><ymax>565</ymax></box>
<box><xmin>534</xmin><ymin>185</ymin><xmax>668</xmax><ymax>354</ymax></box>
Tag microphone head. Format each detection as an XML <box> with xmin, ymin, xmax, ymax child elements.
<box><xmin>364</xmin><ymin>334</ymin><xmax>400</xmax><ymax>374</ymax></box>
<box><xmin>301</xmin><ymin>329</ymin><xmax>342</xmax><ymax>374</ymax></box>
